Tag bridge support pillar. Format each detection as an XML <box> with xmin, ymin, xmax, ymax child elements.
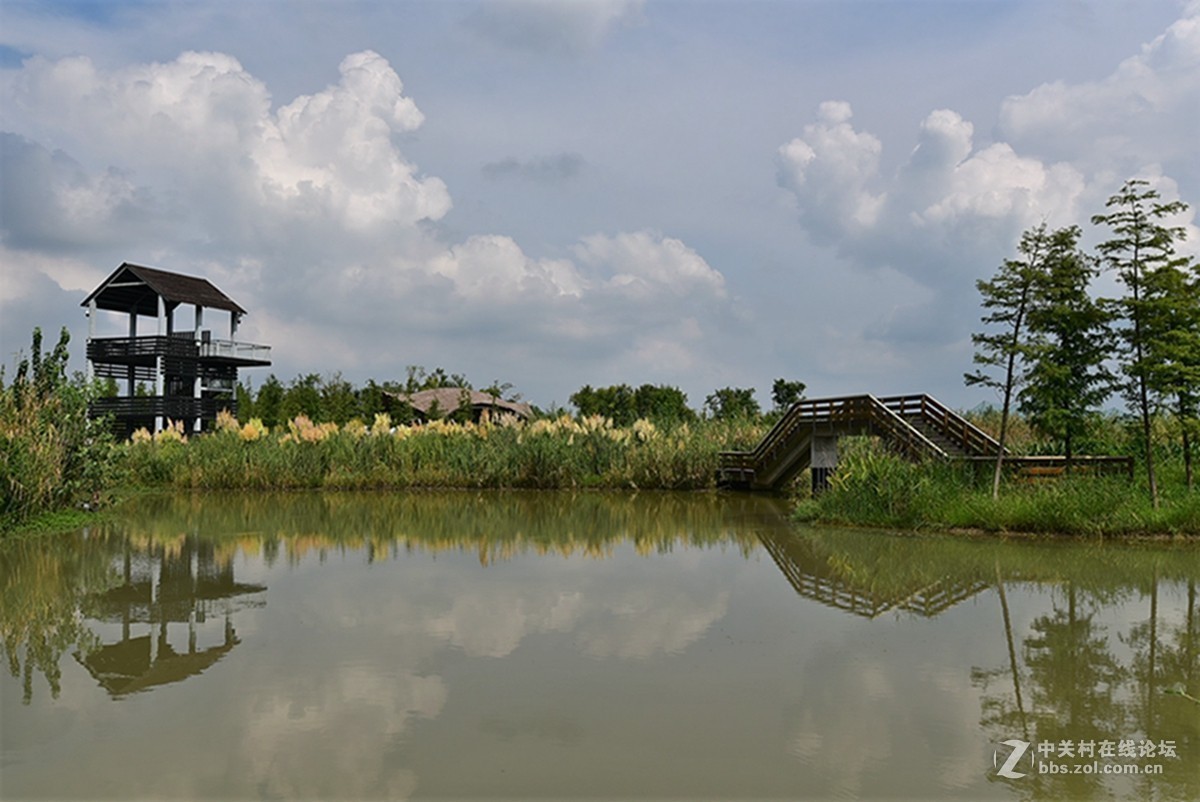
<box><xmin>812</xmin><ymin>435</ymin><xmax>838</xmax><ymax>494</ymax></box>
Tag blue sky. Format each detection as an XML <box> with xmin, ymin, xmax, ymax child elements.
<box><xmin>1</xmin><ymin>0</ymin><xmax>1197</xmax><ymax>410</ymax></box>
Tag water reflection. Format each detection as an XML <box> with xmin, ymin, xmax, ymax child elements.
<box><xmin>1</xmin><ymin>492</ymin><xmax>1197</xmax><ymax>801</ymax></box>
<box><xmin>75</xmin><ymin>536</ymin><xmax>265</xmax><ymax>697</ymax></box>
<box><xmin>759</xmin><ymin>529</ymin><xmax>992</xmax><ymax>617</ymax></box>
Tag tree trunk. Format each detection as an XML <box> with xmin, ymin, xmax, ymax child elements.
<box><xmin>1130</xmin><ymin>256</ymin><xmax>1159</xmax><ymax>508</ymax></box>
<box><xmin>1184</xmin><ymin>421</ymin><xmax>1194</xmax><ymax>493</ymax></box>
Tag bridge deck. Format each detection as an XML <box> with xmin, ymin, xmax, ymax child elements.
<box><xmin>717</xmin><ymin>394</ymin><xmax>1132</xmax><ymax>491</ymax></box>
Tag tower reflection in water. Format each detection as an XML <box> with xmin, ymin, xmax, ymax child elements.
<box><xmin>75</xmin><ymin>536</ymin><xmax>265</xmax><ymax>697</ymax></box>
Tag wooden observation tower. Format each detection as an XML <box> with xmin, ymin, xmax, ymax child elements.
<box><xmin>82</xmin><ymin>263</ymin><xmax>271</xmax><ymax>437</ymax></box>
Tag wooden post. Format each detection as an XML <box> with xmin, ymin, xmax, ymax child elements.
<box><xmin>128</xmin><ymin>309</ymin><xmax>137</xmax><ymax>397</ymax></box>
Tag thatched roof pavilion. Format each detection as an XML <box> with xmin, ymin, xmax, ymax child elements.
<box><xmin>384</xmin><ymin>388</ymin><xmax>532</xmax><ymax>422</ymax></box>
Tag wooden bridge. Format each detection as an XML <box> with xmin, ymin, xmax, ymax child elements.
<box><xmin>717</xmin><ymin>394</ymin><xmax>1132</xmax><ymax>491</ymax></box>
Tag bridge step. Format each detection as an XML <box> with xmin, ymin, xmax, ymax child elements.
<box><xmin>715</xmin><ymin>393</ymin><xmax>1120</xmax><ymax>492</ymax></box>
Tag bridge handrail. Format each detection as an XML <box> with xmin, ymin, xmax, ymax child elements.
<box><xmin>862</xmin><ymin>395</ymin><xmax>948</xmax><ymax>460</ymax></box>
<box><xmin>878</xmin><ymin>394</ymin><xmax>1001</xmax><ymax>456</ymax></box>
<box><xmin>718</xmin><ymin>394</ymin><xmax>948</xmax><ymax>474</ymax></box>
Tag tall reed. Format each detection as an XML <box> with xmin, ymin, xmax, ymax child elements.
<box><xmin>122</xmin><ymin>412</ymin><xmax>764</xmax><ymax>492</ymax></box>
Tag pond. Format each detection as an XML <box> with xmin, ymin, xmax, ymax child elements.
<box><xmin>1</xmin><ymin>491</ymin><xmax>1197</xmax><ymax>801</ymax></box>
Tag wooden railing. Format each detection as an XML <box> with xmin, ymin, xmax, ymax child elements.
<box><xmin>879</xmin><ymin>394</ymin><xmax>1001</xmax><ymax>456</ymax></box>
<box><xmin>715</xmin><ymin>393</ymin><xmax>1137</xmax><ymax>492</ymax></box>
<box><xmin>717</xmin><ymin>394</ymin><xmax>950</xmax><ymax>488</ymax></box>
<box><xmin>89</xmin><ymin>396</ymin><xmax>234</xmax><ymax>421</ymax></box>
<box><xmin>88</xmin><ymin>336</ymin><xmax>198</xmax><ymax>363</ymax></box>
<box><xmin>715</xmin><ymin>393</ymin><xmax>1122</xmax><ymax>491</ymax></box>
<box><xmin>87</xmin><ymin>336</ymin><xmax>270</xmax><ymax>366</ymax></box>
<box><xmin>200</xmin><ymin>339</ymin><xmax>272</xmax><ymax>364</ymax></box>
<box><xmin>958</xmin><ymin>455</ymin><xmax>1134</xmax><ymax>480</ymax></box>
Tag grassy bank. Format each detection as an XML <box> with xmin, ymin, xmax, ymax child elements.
<box><xmin>794</xmin><ymin>438</ymin><xmax>1200</xmax><ymax>536</ymax></box>
<box><xmin>119</xmin><ymin>411</ymin><xmax>763</xmax><ymax>493</ymax></box>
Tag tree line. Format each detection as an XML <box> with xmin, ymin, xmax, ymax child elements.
<box><xmin>968</xmin><ymin>179</ymin><xmax>1198</xmax><ymax>503</ymax></box>
<box><xmin>229</xmin><ymin>370</ymin><xmax>809</xmax><ymax>430</ymax></box>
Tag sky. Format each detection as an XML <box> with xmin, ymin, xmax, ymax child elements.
<box><xmin>1</xmin><ymin>0</ymin><xmax>1197</xmax><ymax>412</ymax></box>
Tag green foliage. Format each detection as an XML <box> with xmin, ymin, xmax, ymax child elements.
<box><xmin>253</xmin><ymin>374</ymin><xmax>284</xmax><ymax>428</ymax></box>
<box><xmin>804</xmin><ymin>437</ymin><xmax>1199</xmax><ymax>536</ymax></box>
<box><xmin>570</xmin><ymin>383</ymin><xmax>695</xmax><ymax>426</ymax></box>
<box><xmin>704</xmin><ymin>386</ymin><xmax>760</xmax><ymax>421</ymax></box>
<box><xmin>1</xmin><ymin>328</ymin><xmax>119</xmax><ymax>531</ymax></box>
<box><xmin>1093</xmin><ymin>179</ymin><xmax>1193</xmax><ymax>505</ymax></box>
<box><xmin>235</xmin><ymin>380</ymin><xmax>255</xmax><ymax>420</ymax></box>
<box><xmin>966</xmin><ymin>223</ymin><xmax>1053</xmax><ymax>498</ymax></box>
<box><xmin>1141</xmin><ymin>255</ymin><xmax>1200</xmax><ymax>489</ymax></box>
<box><xmin>965</xmin><ymin>224</ymin><xmax>1046</xmax><ymax>395</ymax></box>
<box><xmin>771</xmin><ymin>378</ymin><xmax>807</xmax><ymax>413</ymax></box>
<box><xmin>279</xmin><ymin>373</ymin><xmax>322</xmax><ymax>422</ymax></box>
<box><xmin>1018</xmin><ymin>225</ymin><xmax>1115</xmax><ymax>459</ymax></box>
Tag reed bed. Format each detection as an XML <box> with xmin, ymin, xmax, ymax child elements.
<box><xmin>122</xmin><ymin>411</ymin><xmax>764</xmax><ymax>492</ymax></box>
<box><xmin>796</xmin><ymin>437</ymin><xmax>1200</xmax><ymax>536</ymax></box>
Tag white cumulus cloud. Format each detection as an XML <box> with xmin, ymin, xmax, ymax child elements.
<box><xmin>998</xmin><ymin>3</ymin><xmax>1200</xmax><ymax>173</ymax></box>
<box><xmin>0</xmin><ymin>47</ymin><xmax>732</xmax><ymax>398</ymax></box>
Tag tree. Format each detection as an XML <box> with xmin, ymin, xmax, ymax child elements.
<box><xmin>570</xmin><ymin>384</ymin><xmax>636</xmax><ymax>425</ymax></box>
<box><xmin>1141</xmin><ymin>259</ymin><xmax>1200</xmax><ymax>491</ymax></box>
<box><xmin>357</xmin><ymin>379</ymin><xmax>394</xmax><ymax>421</ymax></box>
<box><xmin>254</xmin><ymin>374</ymin><xmax>284</xmax><ymax>429</ymax></box>
<box><xmin>771</xmin><ymin>378</ymin><xmax>807</xmax><ymax>413</ymax></box>
<box><xmin>483</xmin><ymin>379</ymin><xmax>516</xmax><ymax>405</ymax></box>
<box><xmin>279</xmin><ymin>374</ymin><xmax>321</xmax><ymax>422</ymax></box>
<box><xmin>1018</xmin><ymin>225</ymin><xmax>1115</xmax><ymax>464</ymax></box>
<box><xmin>632</xmin><ymin>384</ymin><xmax>694</xmax><ymax>425</ymax></box>
<box><xmin>1092</xmin><ymin>179</ymin><xmax>1190</xmax><ymax>507</ymax></box>
<box><xmin>966</xmin><ymin>223</ymin><xmax>1048</xmax><ymax>499</ymax></box>
<box><xmin>318</xmin><ymin>373</ymin><xmax>357</xmax><ymax>425</ymax></box>
<box><xmin>235</xmin><ymin>380</ymin><xmax>256</xmax><ymax>422</ymax></box>
<box><xmin>704</xmin><ymin>386</ymin><xmax>760</xmax><ymax>421</ymax></box>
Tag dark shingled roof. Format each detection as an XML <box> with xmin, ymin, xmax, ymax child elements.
<box><xmin>82</xmin><ymin>263</ymin><xmax>247</xmax><ymax>316</ymax></box>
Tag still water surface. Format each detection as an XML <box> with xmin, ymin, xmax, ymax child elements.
<box><xmin>1</xmin><ymin>491</ymin><xmax>1197</xmax><ymax>801</ymax></box>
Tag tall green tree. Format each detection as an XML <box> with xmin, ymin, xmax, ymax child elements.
<box><xmin>1018</xmin><ymin>225</ymin><xmax>1114</xmax><ymax>463</ymax></box>
<box><xmin>235</xmin><ymin>380</ymin><xmax>256</xmax><ymax>422</ymax></box>
<box><xmin>318</xmin><ymin>373</ymin><xmax>358</xmax><ymax>425</ymax></box>
<box><xmin>279</xmin><ymin>374</ymin><xmax>321</xmax><ymax>422</ymax></box>
<box><xmin>966</xmin><ymin>223</ymin><xmax>1049</xmax><ymax>499</ymax></box>
<box><xmin>1092</xmin><ymin>179</ymin><xmax>1190</xmax><ymax>507</ymax></box>
<box><xmin>771</xmin><ymin>378</ymin><xmax>807</xmax><ymax>413</ymax></box>
<box><xmin>570</xmin><ymin>384</ymin><xmax>636</xmax><ymax>424</ymax></box>
<box><xmin>1141</xmin><ymin>259</ymin><xmax>1200</xmax><ymax>491</ymax></box>
<box><xmin>632</xmin><ymin>384</ymin><xmax>694</xmax><ymax>425</ymax></box>
<box><xmin>254</xmin><ymin>374</ymin><xmax>284</xmax><ymax>429</ymax></box>
<box><xmin>703</xmin><ymin>386</ymin><xmax>760</xmax><ymax>421</ymax></box>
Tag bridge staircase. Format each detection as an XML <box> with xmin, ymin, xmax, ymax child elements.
<box><xmin>717</xmin><ymin>394</ymin><xmax>1001</xmax><ymax>491</ymax></box>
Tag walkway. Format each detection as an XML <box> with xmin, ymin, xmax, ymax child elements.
<box><xmin>717</xmin><ymin>394</ymin><xmax>1131</xmax><ymax>491</ymax></box>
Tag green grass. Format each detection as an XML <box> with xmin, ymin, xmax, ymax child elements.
<box><xmin>798</xmin><ymin>438</ymin><xmax>1200</xmax><ymax>536</ymax></box>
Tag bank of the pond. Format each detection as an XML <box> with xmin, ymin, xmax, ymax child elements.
<box><xmin>118</xmin><ymin>413</ymin><xmax>763</xmax><ymax>493</ymax></box>
<box><xmin>794</xmin><ymin>453</ymin><xmax>1200</xmax><ymax>537</ymax></box>
<box><xmin>8</xmin><ymin>407</ymin><xmax>1199</xmax><ymax>539</ymax></box>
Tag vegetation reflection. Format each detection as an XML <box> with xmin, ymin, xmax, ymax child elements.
<box><xmin>764</xmin><ymin>527</ymin><xmax>1198</xmax><ymax>800</ymax></box>
<box><xmin>2</xmin><ymin>492</ymin><xmax>1197</xmax><ymax>801</ymax></box>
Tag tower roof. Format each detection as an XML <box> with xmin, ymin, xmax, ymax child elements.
<box><xmin>82</xmin><ymin>263</ymin><xmax>247</xmax><ymax>316</ymax></box>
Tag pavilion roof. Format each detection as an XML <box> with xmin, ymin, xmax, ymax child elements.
<box><xmin>81</xmin><ymin>262</ymin><xmax>247</xmax><ymax>316</ymax></box>
<box><xmin>386</xmin><ymin>388</ymin><xmax>533</xmax><ymax>420</ymax></box>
